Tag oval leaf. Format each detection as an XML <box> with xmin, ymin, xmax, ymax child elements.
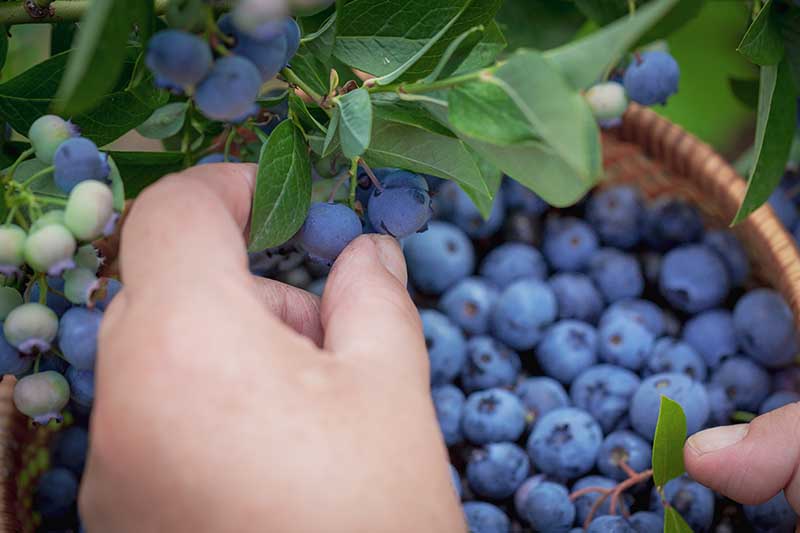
<box><xmin>738</xmin><ymin>0</ymin><xmax>785</xmax><ymax>66</ymax></box>
<box><xmin>664</xmin><ymin>506</ymin><xmax>694</xmax><ymax>533</ymax></box>
<box><xmin>136</xmin><ymin>102</ymin><xmax>188</xmax><ymax>139</ymax></box>
<box><xmin>338</xmin><ymin>88</ymin><xmax>372</xmax><ymax>159</ymax></box>
<box><xmin>652</xmin><ymin>396</ymin><xmax>687</xmax><ymax>489</ymax></box>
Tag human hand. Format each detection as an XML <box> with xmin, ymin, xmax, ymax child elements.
<box><xmin>79</xmin><ymin>164</ymin><xmax>464</xmax><ymax>532</ymax></box>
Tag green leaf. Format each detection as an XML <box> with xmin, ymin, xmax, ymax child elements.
<box><xmin>300</xmin><ymin>12</ymin><xmax>337</xmax><ymax>66</ymax></box>
<box><xmin>448</xmin><ymin>81</ymin><xmax>538</xmax><ymax>145</ymax></box>
<box><xmin>51</xmin><ymin>23</ymin><xmax>78</xmax><ymax>56</ymax></box>
<box><xmin>779</xmin><ymin>4</ymin><xmax>800</xmax><ymax>91</ymax></box>
<box><xmin>734</xmin><ymin>60</ymin><xmax>797</xmax><ymax>224</ymax></box>
<box><xmin>728</xmin><ymin>77</ymin><xmax>760</xmax><ymax>109</ymax></box>
<box><xmin>573</xmin><ymin>0</ymin><xmax>628</xmax><ymax>25</ymax></box>
<box><xmin>545</xmin><ymin>0</ymin><xmax>679</xmax><ymax>90</ymax></box>
<box><xmin>12</xmin><ymin>160</ymin><xmax>62</xmax><ymax>198</ymax></box>
<box><xmin>664</xmin><ymin>507</ymin><xmax>694</xmax><ymax>533</ymax></box>
<box><xmin>371</xmin><ymin>98</ymin><xmax>456</xmax><ymax>137</ymax></box>
<box><xmin>106</xmin><ymin>151</ymin><xmax>185</xmax><ymax>198</ymax></box>
<box><xmin>337</xmin><ymin>88</ymin><xmax>372</xmax><ymax>159</ymax></box>
<box><xmin>334</xmin><ymin>0</ymin><xmax>502</xmax><ymax>82</ymax></box>
<box><xmin>136</xmin><ymin>102</ymin><xmax>188</xmax><ymax>139</ymax></box>
<box><xmin>106</xmin><ymin>156</ymin><xmax>126</xmax><ymax>211</ymax></box>
<box><xmin>290</xmin><ymin>43</ymin><xmax>330</xmax><ymax>98</ymax></box>
<box><xmin>423</xmin><ymin>25</ymin><xmax>484</xmax><ymax>83</ymax></box>
<box><xmin>249</xmin><ymin>121</ymin><xmax>312</xmax><ymax>252</ymax></box>
<box><xmin>638</xmin><ymin>0</ymin><xmax>704</xmax><ymax>44</ymax></box>
<box><xmin>738</xmin><ymin>0</ymin><xmax>784</xmax><ymax>66</ymax></box>
<box><xmin>323</xmin><ymin>107</ymin><xmax>340</xmax><ymax>156</ymax></box>
<box><xmin>288</xmin><ymin>92</ymin><xmax>328</xmax><ymax>134</ymax></box>
<box><xmin>652</xmin><ymin>396</ymin><xmax>687</xmax><ymax>488</ymax></box>
<box><xmin>496</xmin><ymin>0</ymin><xmax>584</xmax><ymax>51</ymax></box>
<box><xmin>0</xmin><ymin>27</ymin><xmax>7</xmax><ymax>73</ymax></box>
<box><xmin>454</xmin><ymin>20</ymin><xmax>506</xmax><ymax>75</ymax></box>
<box><xmin>465</xmin><ymin>150</ymin><xmax>502</xmax><ymax>219</ymax></box>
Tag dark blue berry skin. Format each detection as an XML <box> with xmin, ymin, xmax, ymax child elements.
<box><xmin>53</xmin><ymin>138</ymin><xmax>110</xmax><ymax>193</ymax></box>
<box><xmin>596</xmin><ymin>430</ymin><xmax>652</xmax><ymax>481</ymax></box>
<box><xmin>146</xmin><ymin>30</ymin><xmax>212</xmax><ymax>87</ymax></box>
<box><xmin>462</xmin><ymin>388</ymin><xmax>527</xmax><ymax>445</ymax></box>
<box><xmin>549</xmin><ymin>273</ymin><xmax>604</xmax><ymax>324</ymax></box>
<box><xmin>404</xmin><ymin>221</ymin><xmax>475</xmax><ymax>294</ymax></box>
<box><xmin>769</xmin><ymin>187</ymin><xmax>799</xmax><ymax>230</ymax></box>
<box><xmin>659</xmin><ymin>244</ymin><xmax>730</xmax><ymax>314</ymax></box>
<box><xmin>515</xmin><ymin>377</ymin><xmax>570</xmax><ymax>425</ymax></box>
<box><xmin>431</xmin><ymin>384</ymin><xmax>465</xmax><ymax>446</ymax></box>
<box><xmin>420</xmin><ymin>310</ymin><xmax>466</xmax><ymax>385</ymax></box>
<box><xmin>571</xmin><ymin>365</ymin><xmax>641</xmax><ymax>434</ymax></box>
<box><xmin>29</xmin><ymin>276</ymin><xmax>70</xmax><ymax>316</ymax></box>
<box><xmin>34</xmin><ymin>467</ymin><xmax>78</xmax><ymax>520</ymax></box>
<box><xmin>282</xmin><ymin>18</ymin><xmax>301</xmax><ymax>66</ymax></box>
<box><xmin>58</xmin><ymin>307</ymin><xmax>102</xmax><ymax>371</ymax></box>
<box><xmin>682</xmin><ymin>309</ymin><xmax>738</xmax><ymax>369</ymax></box>
<box><xmin>66</xmin><ymin>366</ymin><xmax>95</xmax><ymax>408</ymax></box>
<box><xmin>34</xmin><ymin>354</ymin><xmax>67</xmax><ymax>375</ymax></box>
<box><xmin>601</xmin><ymin>299</ymin><xmax>666</xmax><ymax>337</ymax></box>
<box><xmin>734</xmin><ymin>289</ymin><xmax>799</xmax><ymax>368</ymax></box>
<box><xmin>439</xmin><ymin>277</ymin><xmax>498</xmax><ymax>335</ymax></box>
<box><xmin>460</xmin><ymin>336</ymin><xmax>521</xmax><ymax>393</ymax></box>
<box><xmin>631</xmin><ymin>373</ymin><xmax>710</xmax><ymax>441</ymax></box>
<box><xmin>586</xmin><ymin>185</ymin><xmax>643</xmax><ymax>249</ymax></box>
<box><xmin>587</xmin><ymin>515</ymin><xmax>637</xmax><ymax>533</ymax></box>
<box><xmin>537</xmin><ymin>320</ymin><xmax>598</xmax><ymax>385</ymax></box>
<box><xmin>705</xmin><ymin>384</ymin><xmax>735</xmax><ymax>426</ymax></box>
<box><xmin>629</xmin><ymin>512</ymin><xmax>663</xmax><ymax>533</ymax></box>
<box><xmin>502</xmin><ymin>178</ymin><xmax>549</xmax><ymax>216</ymax></box>
<box><xmin>650</xmin><ymin>475</ymin><xmax>715</xmax><ymax>533</ymax></box>
<box><xmin>52</xmin><ymin>426</ymin><xmax>88</xmax><ymax>478</ymax></box>
<box><xmin>449</xmin><ymin>464</ymin><xmax>462</xmax><ymax>500</ymax></box>
<box><xmin>446</xmin><ymin>182</ymin><xmax>506</xmax><ymax>239</ymax></box>
<box><xmin>743</xmin><ymin>491</ymin><xmax>797</xmax><ymax>533</ymax></box>
<box><xmin>195</xmin><ymin>56</ymin><xmax>262</xmax><ymax>122</ymax></box>
<box><xmin>703</xmin><ymin>230</ymin><xmax>750</xmax><ymax>286</ymax></box>
<box><xmin>197</xmin><ymin>153</ymin><xmax>241</xmax><ymax>165</ymax></box>
<box><xmin>526</xmin><ymin>407</ymin><xmax>603</xmax><ymax>480</ymax></box>
<box><xmin>367</xmin><ymin>172</ymin><xmax>432</xmax><ymax>238</ymax></box>
<box><xmin>643</xmin><ymin>337</ymin><xmax>707</xmax><ymax>381</ymax></box>
<box><xmin>759</xmin><ymin>390</ymin><xmax>800</xmax><ymax>415</ymax></box>
<box><xmin>479</xmin><ymin>243</ymin><xmax>547</xmax><ymax>289</ymax></box>
<box><xmin>643</xmin><ymin>197</ymin><xmax>704</xmax><ymax>251</ymax></box>
<box><xmin>219</xmin><ymin>14</ymin><xmax>288</xmax><ymax>82</ymax></box>
<box><xmin>514</xmin><ymin>475</ymin><xmax>546</xmax><ymax>517</ymax></box>
<box><xmin>773</xmin><ymin>366</ymin><xmax>800</xmax><ymax>392</ymax></box>
<box><xmin>491</xmin><ymin>278</ymin><xmax>557</xmax><ymax>351</ymax></box>
<box><xmin>709</xmin><ymin>356</ymin><xmax>770</xmax><ymax>412</ymax></box>
<box><xmin>519</xmin><ymin>481</ymin><xmax>576</xmax><ymax>532</ymax></box>
<box><xmin>0</xmin><ymin>329</ymin><xmax>32</xmax><ymax>376</ymax></box>
<box><xmin>463</xmin><ymin>502</ymin><xmax>510</xmax><ymax>533</ymax></box>
<box><xmin>297</xmin><ymin>202</ymin><xmax>362</xmax><ymax>266</ymax></box>
<box><xmin>466</xmin><ymin>442</ymin><xmax>531</xmax><ymax>499</ymax></box>
<box><xmin>355</xmin><ymin>167</ymin><xmax>399</xmax><ymax>208</ymax></box>
<box><xmin>543</xmin><ymin>216</ymin><xmax>599</xmax><ymax>272</ymax></box>
<box><xmin>623</xmin><ymin>51</ymin><xmax>680</xmax><ymax>105</ymax></box>
<box><xmin>598</xmin><ymin>315</ymin><xmax>654</xmax><ymax>372</ymax></box>
<box><xmin>588</xmin><ymin>249</ymin><xmax>644</xmax><ymax>303</ymax></box>
<box><xmin>95</xmin><ymin>278</ymin><xmax>123</xmax><ymax>311</ymax></box>
<box><xmin>573</xmin><ymin>476</ymin><xmax>629</xmax><ymax>524</ymax></box>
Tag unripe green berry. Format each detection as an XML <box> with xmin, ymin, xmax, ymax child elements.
<box><xmin>24</xmin><ymin>223</ymin><xmax>77</xmax><ymax>275</ymax></box>
<box><xmin>13</xmin><ymin>371</ymin><xmax>70</xmax><ymax>425</ymax></box>
<box><xmin>64</xmin><ymin>181</ymin><xmax>114</xmax><ymax>242</ymax></box>
<box><xmin>0</xmin><ymin>287</ymin><xmax>22</xmax><ymax>321</ymax></box>
<box><xmin>4</xmin><ymin>302</ymin><xmax>58</xmax><ymax>354</ymax></box>
<box><xmin>0</xmin><ymin>225</ymin><xmax>27</xmax><ymax>275</ymax></box>
<box><xmin>585</xmin><ymin>81</ymin><xmax>628</xmax><ymax>122</ymax></box>
<box><xmin>27</xmin><ymin>115</ymin><xmax>77</xmax><ymax>165</ymax></box>
<box><xmin>30</xmin><ymin>210</ymin><xmax>65</xmax><ymax>234</ymax></box>
<box><xmin>63</xmin><ymin>268</ymin><xmax>99</xmax><ymax>305</ymax></box>
<box><xmin>74</xmin><ymin>244</ymin><xmax>102</xmax><ymax>273</ymax></box>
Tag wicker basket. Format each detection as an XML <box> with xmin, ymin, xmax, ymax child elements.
<box><xmin>0</xmin><ymin>103</ymin><xmax>798</xmax><ymax>531</ymax></box>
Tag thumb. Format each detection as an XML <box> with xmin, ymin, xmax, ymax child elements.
<box><xmin>684</xmin><ymin>402</ymin><xmax>800</xmax><ymax>509</ymax></box>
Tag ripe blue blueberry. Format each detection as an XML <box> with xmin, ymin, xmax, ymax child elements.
<box><xmin>629</xmin><ymin>512</ymin><xmax>663</xmax><ymax>533</ymax></box>
<box><xmin>773</xmin><ymin>366</ymin><xmax>800</xmax><ymax>392</ymax></box>
<box><xmin>195</xmin><ymin>56</ymin><xmax>262</xmax><ymax>122</ymax></box>
<box><xmin>431</xmin><ymin>384</ymin><xmax>464</xmax><ymax>446</ymax></box>
<box><xmin>585</xmin><ymin>81</ymin><xmax>628</xmax><ymax>128</ymax></box>
<box><xmin>367</xmin><ymin>171</ymin><xmax>432</xmax><ymax>238</ymax></box>
<box><xmin>28</xmin><ymin>115</ymin><xmax>78</xmax><ymax>165</ymax></box>
<box><xmin>682</xmin><ymin>309</ymin><xmax>738</xmax><ymax>369</ymax></box>
<box><xmin>573</xmin><ymin>476</ymin><xmax>630</xmax><ymax>524</ymax></box>
<box><xmin>0</xmin><ymin>329</ymin><xmax>32</xmax><ymax>376</ymax></box>
<box><xmin>515</xmin><ymin>376</ymin><xmax>570</xmax><ymax>425</ymax></box>
<box><xmin>519</xmin><ymin>480</ymin><xmax>576</xmax><ymax>532</ymax></box>
<box><xmin>218</xmin><ymin>13</ymin><xmax>289</xmax><ymax>83</ymax></box>
<box><xmin>743</xmin><ymin>492</ymin><xmax>797</xmax><ymax>533</ymax></box>
<box><xmin>4</xmin><ymin>302</ymin><xmax>58</xmax><ymax>354</ymax></box>
<box><xmin>449</xmin><ymin>463</ymin><xmax>462</xmax><ymax>500</ymax></box>
<box><xmin>596</xmin><ymin>430</ymin><xmax>652</xmax><ymax>481</ymax></box>
<box><xmin>53</xmin><ymin>137</ymin><xmax>110</xmax><ymax>194</ymax></box>
<box><xmin>420</xmin><ymin>310</ymin><xmax>466</xmax><ymax>385</ymax></box>
<box><xmin>600</xmin><ymin>299</ymin><xmax>666</xmax><ymax>337</ymax></box>
<box><xmin>463</xmin><ymin>502</ymin><xmax>510</xmax><ymax>533</ymax></box>
<box><xmin>526</xmin><ymin>407</ymin><xmax>603</xmax><ymax>479</ymax></box>
<box><xmin>759</xmin><ymin>390</ymin><xmax>800</xmax><ymax>415</ymax></box>
<box><xmin>467</xmin><ymin>442</ymin><xmax>530</xmax><ymax>499</ymax></box>
<box><xmin>94</xmin><ymin>278</ymin><xmax>122</xmax><ymax>311</ymax></box>
<box><xmin>33</xmin><ymin>467</ymin><xmax>78</xmax><ymax>520</ymax></box>
<box><xmin>643</xmin><ymin>337</ymin><xmax>707</xmax><ymax>381</ymax></box>
<box><xmin>63</xmin><ymin>268</ymin><xmax>100</xmax><ymax>306</ymax></box>
<box><xmin>64</xmin><ymin>181</ymin><xmax>115</xmax><ymax>241</ymax></box>
<box><xmin>769</xmin><ymin>187</ymin><xmax>799</xmax><ymax>230</ymax></box>
<box><xmin>442</xmin><ymin>181</ymin><xmax>506</xmax><ymax>239</ymax></box>
<box><xmin>623</xmin><ymin>51</ymin><xmax>680</xmax><ymax>105</ymax></box>
<box><xmin>659</xmin><ymin>244</ymin><xmax>730</xmax><ymax>314</ymax></box>
<box><xmin>297</xmin><ymin>202</ymin><xmax>362</xmax><ymax>266</ymax></box>
<box><xmin>58</xmin><ymin>307</ymin><xmax>102</xmax><ymax>371</ymax></box>
<box><xmin>733</xmin><ymin>289</ymin><xmax>799</xmax><ymax>368</ymax></box>
<box><xmin>514</xmin><ymin>475</ymin><xmax>545</xmax><ymax>517</ymax></box>
<box><xmin>705</xmin><ymin>384</ymin><xmax>735</xmax><ymax>426</ymax></box>
<box><xmin>66</xmin><ymin>366</ymin><xmax>94</xmax><ymax>409</ymax></box>
<box><xmin>403</xmin><ymin>221</ymin><xmax>475</xmax><ymax>294</ymax></box>
<box><xmin>0</xmin><ymin>224</ymin><xmax>27</xmax><ymax>275</ymax></box>
<box><xmin>586</xmin><ymin>515</ymin><xmax>636</xmax><ymax>533</ymax></box>
<box><xmin>460</xmin><ymin>336</ymin><xmax>521</xmax><ymax>393</ymax></box>
<box><xmin>702</xmin><ymin>230</ymin><xmax>750</xmax><ymax>286</ymax></box>
<box><xmin>543</xmin><ymin>216</ymin><xmax>599</xmax><ymax>271</ymax></box>
<box><xmin>146</xmin><ymin>30</ymin><xmax>213</xmax><ymax>88</ymax></box>
<box><xmin>197</xmin><ymin>153</ymin><xmax>241</xmax><ymax>165</ymax></box>
<box><xmin>709</xmin><ymin>356</ymin><xmax>771</xmax><ymax>412</ymax></box>
<box><xmin>491</xmin><ymin>278</ymin><xmax>557</xmax><ymax>351</ymax></box>
<box><xmin>52</xmin><ymin>426</ymin><xmax>88</xmax><ymax>478</ymax></box>
<box><xmin>502</xmin><ymin>178</ymin><xmax>549</xmax><ymax>216</ymax></box>
<box><xmin>29</xmin><ymin>277</ymin><xmax>70</xmax><ymax>316</ymax></box>
<box><xmin>588</xmin><ymin>249</ymin><xmax>644</xmax><ymax>303</ymax></box>
<box><xmin>479</xmin><ymin>243</ymin><xmax>547</xmax><ymax>288</ymax></box>
<box><xmin>642</xmin><ymin>197</ymin><xmax>703</xmax><ymax>251</ymax></box>
<box><xmin>354</xmin><ymin>167</ymin><xmax>397</xmax><ymax>208</ymax></box>
<box><xmin>462</xmin><ymin>388</ymin><xmax>527</xmax><ymax>445</ymax></box>
<box><xmin>548</xmin><ymin>273</ymin><xmax>604</xmax><ymax>323</ymax></box>
<box><xmin>650</xmin><ymin>475</ymin><xmax>714</xmax><ymax>533</ymax></box>
<box><xmin>13</xmin><ymin>370</ymin><xmax>70</xmax><ymax>424</ymax></box>
<box><xmin>538</xmin><ymin>320</ymin><xmax>598</xmax><ymax>385</ymax></box>
<box><xmin>586</xmin><ymin>185</ymin><xmax>643</xmax><ymax>248</ymax></box>
<box><xmin>630</xmin><ymin>373</ymin><xmax>710</xmax><ymax>441</ymax></box>
<box><xmin>24</xmin><ymin>222</ymin><xmax>77</xmax><ymax>275</ymax></box>
<box><xmin>570</xmin><ymin>365</ymin><xmax>641</xmax><ymax>433</ymax></box>
<box><xmin>439</xmin><ymin>277</ymin><xmax>498</xmax><ymax>335</ymax></box>
<box><xmin>598</xmin><ymin>315</ymin><xmax>654</xmax><ymax>371</ymax></box>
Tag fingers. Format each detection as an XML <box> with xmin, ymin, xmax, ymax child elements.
<box><xmin>251</xmin><ymin>277</ymin><xmax>323</xmax><ymax>345</ymax></box>
<box><xmin>684</xmin><ymin>402</ymin><xmax>800</xmax><ymax>509</ymax></box>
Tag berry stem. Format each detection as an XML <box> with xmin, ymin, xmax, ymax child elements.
<box><xmin>627</xmin><ymin>0</ymin><xmax>636</xmax><ymax>15</ymax></box>
<box><xmin>18</xmin><ymin>165</ymin><xmax>53</xmax><ymax>188</ymax></box>
<box><xmin>732</xmin><ymin>410</ymin><xmax>756</xmax><ymax>422</ymax></box>
<box><xmin>32</xmin><ymin>352</ymin><xmax>40</xmax><ymax>373</ymax></box>
<box><xmin>568</xmin><ymin>468</ymin><xmax>654</xmax><ymax>528</ymax></box>
<box><xmin>3</xmin><ymin>147</ymin><xmax>35</xmax><ymax>184</ymax></box>
<box><xmin>36</xmin><ymin>275</ymin><xmax>47</xmax><ymax>305</ymax></box>
<box><xmin>223</xmin><ymin>128</ymin><xmax>237</xmax><ymax>162</ymax></box>
<box><xmin>4</xmin><ymin>206</ymin><xmax>17</xmax><ymax>226</ymax></box>
<box><xmin>367</xmin><ymin>67</ymin><xmax>494</xmax><ymax>96</ymax></box>
<box><xmin>328</xmin><ymin>170</ymin><xmax>350</xmax><ymax>203</ymax></box>
<box><xmin>347</xmin><ymin>157</ymin><xmax>359</xmax><ymax>209</ymax></box>
<box><xmin>35</xmin><ymin>195</ymin><xmax>67</xmax><ymax>206</ymax></box>
<box><xmin>281</xmin><ymin>67</ymin><xmax>326</xmax><ymax>110</ymax></box>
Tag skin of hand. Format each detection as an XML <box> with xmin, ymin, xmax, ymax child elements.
<box><xmin>79</xmin><ymin>164</ymin><xmax>466</xmax><ymax>533</ymax></box>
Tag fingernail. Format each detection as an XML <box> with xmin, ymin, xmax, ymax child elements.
<box><xmin>687</xmin><ymin>424</ymin><xmax>749</xmax><ymax>455</ymax></box>
<box><xmin>371</xmin><ymin>235</ymin><xmax>407</xmax><ymax>284</ymax></box>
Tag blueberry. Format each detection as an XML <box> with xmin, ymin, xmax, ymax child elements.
<box><xmin>643</xmin><ymin>337</ymin><xmax>707</xmax><ymax>381</ymax></box>
<box><xmin>702</xmin><ymin>230</ymin><xmax>750</xmax><ymax>286</ymax></box>
<box><xmin>596</xmin><ymin>430</ymin><xmax>652</xmax><ymax>481</ymax></box>
<box><xmin>515</xmin><ymin>377</ymin><xmax>570</xmax><ymax>425</ymax></box>
<box><xmin>514</xmin><ymin>475</ymin><xmax>546</xmax><ymax>517</ymax></box>
<box><xmin>743</xmin><ymin>491</ymin><xmax>797</xmax><ymax>533</ymax></box>
<box><xmin>226</xmin><ymin>19</ymin><xmax>289</xmax><ymax>82</ymax></box>
<box><xmin>307</xmin><ymin>277</ymin><xmax>325</xmax><ymax>297</ymax></box>
<box><xmin>759</xmin><ymin>391</ymin><xmax>800</xmax><ymax>415</ymax></box>
<box><xmin>28</xmin><ymin>115</ymin><xmax>78</xmax><ymax>165</ymax></box>
<box><xmin>642</xmin><ymin>197</ymin><xmax>703</xmax><ymax>251</ymax></box>
<box><xmin>773</xmin><ymin>366</ymin><xmax>800</xmax><ymax>392</ymax></box>
<box><xmin>445</xmin><ymin>181</ymin><xmax>506</xmax><ymax>239</ymax></box>
<box><xmin>519</xmin><ymin>480</ymin><xmax>576</xmax><ymax>532</ymax></box>
<box><xmin>52</xmin><ymin>426</ymin><xmax>88</xmax><ymax>478</ymax></box>
<box><xmin>195</xmin><ymin>56</ymin><xmax>262</xmax><ymax>122</ymax></box>
<box><xmin>502</xmin><ymin>178</ymin><xmax>549</xmax><ymax>216</ymax></box>
<box><xmin>33</xmin><ymin>467</ymin><xmax>78</xmax><ymax>520</ymax></box>
<box><xmin>526</xmin><ymin>407</ymin><xmax>603</xmax><ymax>479</ymax></box>
<box><xmin>439</xmin><ymin>277</ymin><xmax>498</xmax><ymax>335</ymax></box>
<box><xmin>479</xmin><ymin>243</ymin><xmax>547</xmax><ymax>288</ymax></box>
<box><xmin>491</xmin><ymin>278</ymin><xmax>557</xmax><ymax>351</ymax></box>
<box><xmin>367</xmin><ymin>171</ymin><xmax>432</xmax><ymax>238</ymax></box>
<box><xmin>63</xmin><ymin>180</ymin><xmax>115</xmax><ymax>242</ymax></box>
<box><xmin>24</xmin><ymin>223</ymin><xmax>77</xmax><ymax>275</ymax></box>
<box><xmin>650</xmin><ymin>475</ymin><xmax>714</xmax><ymax>533</ymax></box>
<box><xmin>13</xmin><ymin>370</ymin><xmax>70</xmax><ymax>424</ymax></box>
<box><xmin>543</xmin><ymin>216</ymin><xmax>599</xmax><ymax>272</ymax></box>
<box><xmin>588</xmin><ymin>249</ymin><xmax>644</xmax><ymax>303</ymax></box>
<box><xmin>449</xmin><ymin>463</ymin><xmax>462</xmax><ymax>500</ymax></box>
<box><xmin>463</xmin><ymin>502</ymin><xmax>510</xmax><ymax>533</ymax></box>
<box><xmin>0</xmin><ymin>224</ymin><xmax>27</xmax><ymax>275</ymax></box>
<box><xmin>66</xmin><ymin>366</ymin><xmax>94</xmax><ymax>408</ymax></box>
<box><xmin>586</xmin><ymin>515</ymin><xmax>636</xmax><ymax>533</ymax></box>
<box><xmin>572</xmin><ymin>476</ymin><xmax>629</xmax><ymax>524</ymax></box>
<box><xmin>548</xmin><ymin>273</ymin><xmax>604</xmax><ymax>324</ymax></box>
<box><xmin>600</xmin><ymin>299</ymin><xmax>665</xmax><ymax>337</ymax></box>
<box><xmin>538</xmin><ymin>320</ymin><xmax>598</xmax><ymax>385</ymax></box>
<box><xmin>296</xmin><ymin>202</ymin><xmax>362</xmax><ymax>266</ymax></box>
<box><xmin>628</xmin><ymin>512</ymin><xmax>663</xmax><ymax>533</ymax></box>
<box><xmin>4</xmin><ymin>302</ymin><xmax>58</xmax><ymax>354</ymax></box>
<box><xmin>586</xmin><ymin>186</ymin><xmax>643</xmax><ymax>248</ymax></box>
<box><xmin>146</xmin><ymin>30</ymin><xmax>212</xmax><ymax>88</ymax></box>
<box><xmin>74</xmin><ymin>244</ymin><xmax>102</xmax><ymax>274</ymax></box>
<box><xmin>630</xmin><ymin>373</ymin><xmax>710</xmax><ymax>440</ymax></box>
<box><xmin>94</xmin><ymin>278</ymin><xmax>122</xmax><ymax>311</ymax></box>
<box><xmin>597</xmin><ymin>315</ymin><xmax>654</xmax><ymax>371</ymax></box>
<box><xmin>682</xmin><ymin>309</ymin><xmax>738</xmax><ymax>369</ymax></box>
<box><xmin>420</xmin><ymin>310</ymin><xmax>466</xmax><ymax>385</ymax></box>
<box><xmin>404</xmin><ymin>221</ymin><xmax>475</xmax><ymax>294</ymax></box>
<box><xmin>197</xmin><ymin>153</ymin><xmax>241</xmax><ymax>165</ymax></box>
<box><xmin>570</xmin><ymin>365</ymin><xmax>641</xmax><ymax>433</ymax></box>
<box><xmin>623</xmin><ymin>51</ymin><xmax>680</xmax><ymax>105</ymax></box>
<box><xmin>467</xmin><ymin>442</ymin><xmax>530</xmax><ymax>499</ymax></box>
<box><xmin>0</xmin><ymin>329</ymin><xmax>32</xmax><ymax>376</ymax></box>
<box><xmin>585</xmin><ymin>81</ymin><xmax>629</xmax><ymax>127</ymax></box>
<box><xmin>709</xmin><ymin>356</ymin><xmax>771</xmax><ymax>412</ymax></box>
<box><xmin>29</xmin><ymin>276</ymin><xmax>70</xmax><ymax>316</ymax></box>
<box><xmin>659</xmin><ymin>244</ymin><xmax>730</xmax><ymax>314</ymax></box>
<box><xmin>282</xmin><ymin>18</ymin><xmax>301</xmax><ymax>65</ymax></box>
<box><xmin>431</xmin><ymin>384</ymin><xmax>465</xmax><ymax>446</ymax></box>
<box><xmin>53</xmin><ymin>138</ymin><xmax>110</xmax><ymax>193</ymax></box>
<box><xmin>705</xmin><ymin>384</ymin><xmax>735</xmax><ymax>426</ymax></box>
<box><xmin>769</xmin><ymin>187</ymin><xmax>799</xmax><ymax>229</ymax></box>
<box><xmin>354</xmin><ymin>167</ymin><xmax>398</xmax><ymax>208</ymax></box>
<box><xmin>460</xmin><ymin>336</ymin><xmax>521</xmax><ymax>393</ymax></box>
<box><xmin>734</xmin><ymin>289</ymin><xmax>799</xmax><ymax>368</ymax></box>
<box><xmin>462</xmin><ymin>388</ymin><xmax>527</xmax><ymax>445</ymax></box>
<box><xmin>58</xmin><ymin>307</ymin><xmax>102</xmax><ymax>371</ymax></box>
